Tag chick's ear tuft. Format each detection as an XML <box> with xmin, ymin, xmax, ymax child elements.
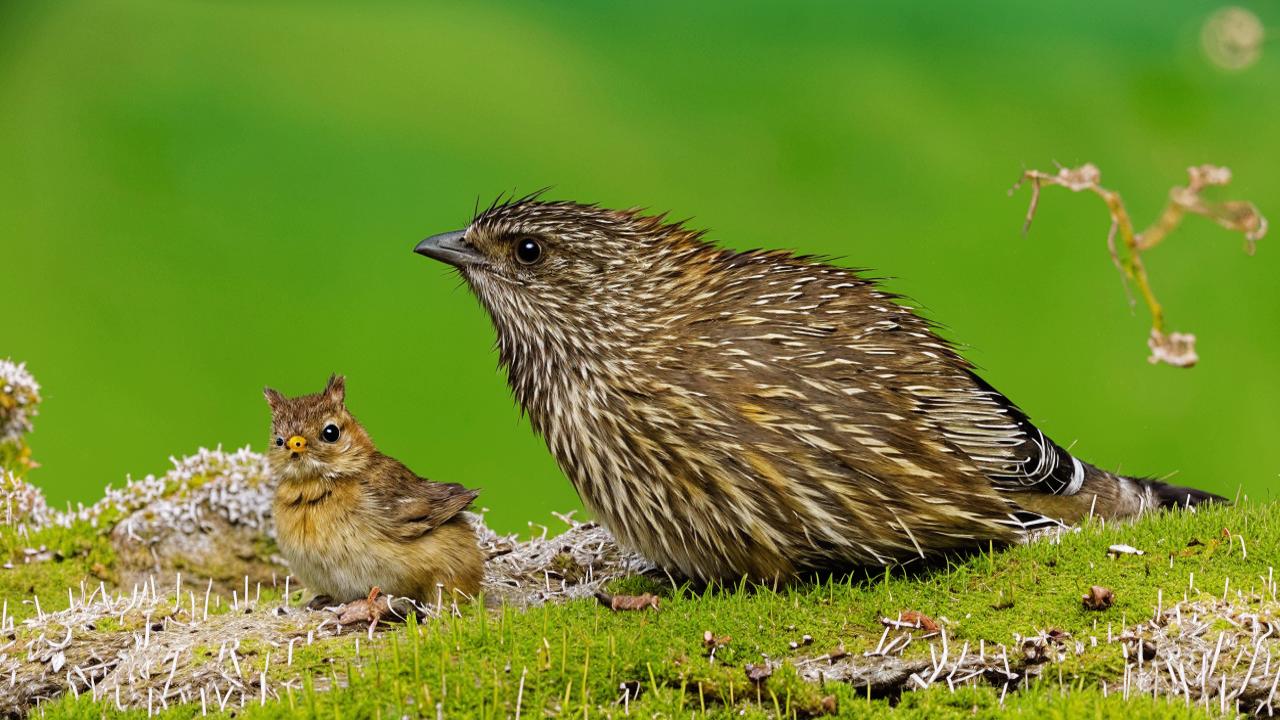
<box><xmin>263</xmin><ymin>387</ymin><xmax>285</xmax><ymax>409</ymax></box>
<box><xmin>324</xmin><ymin>374</ymin><xmax>346</xmax><ymax>404</ymax></box>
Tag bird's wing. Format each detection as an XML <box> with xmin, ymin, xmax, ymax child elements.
<box><xmin>364</xmin><ymin>459</ymin><xmax>478</xmax><ymax>543</ymax></box>
<box><xmin>904</xmin><ymin>369</ymin><xmax>1087</xmax><ymax>497</ymax></box>
<box><xmin>624</xmin><ymin>360</ymin><xmax>1031</xmax><ymax>567</ymax></box>
<box><xmin>630</xmin><ymin>256</ymin><xmax>1066</xmax><ymax>561</ymax></box>
<box><xmin>688</xmin><ymin>253</ymin><xmax>1086</xmax><ymax>498</ymax></box>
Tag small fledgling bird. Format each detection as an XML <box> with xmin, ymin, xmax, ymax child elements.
<box><xmin>264</xmin><ymin>375</ymin><xmax>483</xmax><ymax>605</ymax></box>
<box><xmin>414</xmin><ymin>197</ymin><xmax>1223</xmax><ymax>584</ymax></box>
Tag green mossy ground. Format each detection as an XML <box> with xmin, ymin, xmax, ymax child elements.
<box><xmin>5</xmin><ymin>498</ymin><xmax>1275</xmax><ymax>718</ymax></box>
<box><xmin>37</xmin><ymin>678</ymin><xmax>1222</xmax><ymax>719</ymax></box>
<box><xmin>1</xmin><ymin>522</ymin><xmax>116</xmax><ymax>618</ymax></box>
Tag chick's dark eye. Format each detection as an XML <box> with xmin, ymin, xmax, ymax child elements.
<box><xmin>321</xmin><ymin>424</ymin><xmax>340</xmax><ymax>443</ymax></box>
<box><xmin>514</xmin><ymin>237</ymin><xmax>542</xmax><ymax>265</ymax></box>
<box><xmin>275</xmin><ymin>437</ymin><xmax>284</xmax><ymax>447</ymax></box>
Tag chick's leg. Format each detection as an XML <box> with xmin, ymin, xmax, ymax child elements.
<box><xmin>336</xmin><ymin>586</ymin><xmax>391</xmax><ymax>631</ymax></box>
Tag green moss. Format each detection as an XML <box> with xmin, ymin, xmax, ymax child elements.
<box><xmin>19</xmin><ymin>500</ymin><xmax>1280</xmax><ymax>717</ymax></box>
<box><xmin>252</xmin><ymin>534</ymin><xmax>280</xmax><ymax>563</ymax></box>
<box><xmin>92</xmin><ymin>616</ymin><xmax>124</xmax><ymax>633</ymax></box>
<box><xmin>890</xmin><ymin>680</ymin><xmax>1217</xmax><ymax>719</ymax></box>
<box><xmin>604</xmin><ymin>573</ymin><xmax>669</xmax><ymax>597</ymax></box>
<box><xmin>237</xmin><ymin>637</ymin><xmax>270</xmax><ymax>657</ymax></box>
<box><xmin>548</xmin><ymin>551</ymin><xmax>585</xmax><ymax>584</ymax></box>
<box><xmin>0</xmin><ymin>520</ymin><xmax>115</xmax><ymax>622</ymax></box>
<box><xmin>0</xmin><ymin>439</ymin><xmax>35</xmax><ymax>475</ymax></box>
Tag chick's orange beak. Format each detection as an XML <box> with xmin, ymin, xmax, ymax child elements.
<box><xmin>287</xmin><ymin>436</ymin><xmax>307</xmax><ymax>453</ymax></box>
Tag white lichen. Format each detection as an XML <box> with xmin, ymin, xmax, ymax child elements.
<box><xmin>0</xmin><ymin>512</ymin><xmax>652</xmax><ymax>715</ymax></box>
<box><xmin>0</xmin><ymin>359</ymin><xmax>40</xmax><ymax>445</ymax></box>
<box><xmin>1</xmin><ymin>572</ymin><xmax>364</xmax><ymax>715</ymax></box>
<box><xmin>106</xmin><ymin>446</ymin><xmax>274</xmax><ymax>540</ymax></box>
<box><xmin>6</xmin><ymin>446</ymin><xmax>273</xmax><ymax>536</ymax></box>
<box><xmin>1</xmin><ymin>470</ymin><xmax>53</xmax><ymax>533</ymax></box>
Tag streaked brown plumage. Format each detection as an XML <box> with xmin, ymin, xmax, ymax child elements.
<box><xmin>264</xmin><ymin>375</ymin><xmax>482</xmax><ymax>603</ymax></box>
<box><xmin>414</xmin><ymin>197</ymin><xmax>1222</xmax><ymax>583</ymax></box>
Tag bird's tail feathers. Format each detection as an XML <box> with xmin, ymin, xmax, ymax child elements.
<box><xmin>1012</xmin><ymin>461</ymin><xmax>1226</xmax><ymax>525</ymax></box>
<box><xmin>1082</xmin><ymin>464</ymin><xmax>1226</xmax><ymax>517</ymax></box>
<box><xmin>1134</xmin><ymin>476</ymin><xmax>1227</xmax><ymax>510</ymax></box>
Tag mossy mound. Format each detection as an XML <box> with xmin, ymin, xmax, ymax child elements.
<box><xmin>6</xmin><ymin>479</ymin><xmax>1277</xmax><ymax>718</ymax></box>
<box><xmin>106</xmin><ymin>447</ymin><xmax>283</xmax><ymax>598</ymax></box>
<box><xmin>2</xmin><ymin>360</ymin><xmax>1277</xmax><ymax>718</ymax></box>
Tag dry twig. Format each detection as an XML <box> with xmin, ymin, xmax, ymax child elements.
<box><xmin>1012</xmin><ymin>163</ymin><xmax>1267</xmax><ymax>367</ymax></box>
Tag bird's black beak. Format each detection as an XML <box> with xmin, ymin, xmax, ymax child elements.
<box><xmin>414</xmin><ymin>230</ymin><xmax>485</xmax><ymax>268</ymax></box>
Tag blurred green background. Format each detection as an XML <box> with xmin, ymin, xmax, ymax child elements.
<box><xmin>2</xmin><ymin>1</ymin><xmax>1276</xmax><ymax>533</ymax></box>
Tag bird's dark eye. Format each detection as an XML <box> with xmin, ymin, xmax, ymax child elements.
<box><xmin>321</xmin><ymin>424</ymin><xmax>340</xmax><ymax>443</ymax></box>
<box><xmin>514</xmin><ymin>237</ymin><xmax>542</xmax><ymax>265</ymax></box>
<box><xmin>275</xmin><ymin>436</ymin><xmax>284</xmax><ymax>447</ymax></box>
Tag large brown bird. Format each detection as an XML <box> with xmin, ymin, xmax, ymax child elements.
<box><xmin>414</xmin><ymin>197</ymin><xmax>1221</xmax><ymax>583</ymax></box>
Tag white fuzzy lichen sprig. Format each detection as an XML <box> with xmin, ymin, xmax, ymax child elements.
<box><xmin>0</xmin><ymin>358</ymin><xmax>41</xmax><ymax>444</ymax></box>
<box><xmin>5</xmin><ymin>445</ymin><xmax>272</xmax><ymax>536</ymax></box>
<box><xmin>1</xmin><ymin>469</ymin><xmax>53</xmax><ymax>531</ymax></box>
<box><xmin>98</xmin><ymin>445</ymin><xmax>273</xmax><ymax>538</ymax></box>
